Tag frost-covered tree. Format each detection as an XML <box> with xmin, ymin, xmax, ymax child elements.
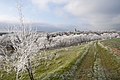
<box><xmin>1</xmin><ymin>0</ymin><xmax>40</xmax><ymax>80</ymax></box>
<box><xmin>9</xmin><ymin>30</ymin><xmax>39</xmax><ymax>80</ymax></box>
<box><xmin>7</xmin><ymin>0</ymin><xmax>41</xmax><ymax>80</ymax></box>
<box><xmin>0</xmin><ymin>27</ymin><xmax>41</xmax><ymax>80</ymax></box>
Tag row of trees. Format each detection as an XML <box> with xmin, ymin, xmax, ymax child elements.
<box><xmin>1</xmin><ymin>31</ymin><xmax>119</xmax><ymax>51</ymax></box>
<box><xmin>35</xmin><ymin>32</ymin><xmax>120</xmax><ymax>49</ymax></box>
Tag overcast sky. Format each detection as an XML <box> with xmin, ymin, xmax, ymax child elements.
<box><xmin>0</xmin><ymin>0</ymin><xmax>120</xmax><ymax>31</ymax></box>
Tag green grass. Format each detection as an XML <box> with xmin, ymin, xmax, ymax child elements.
<box><xmin>101</xmin><ymin>38</ymin><xmax>120</xmax><ymax>50</ymax></box>
<box><xmin>74</xmin><ymin>40</ymin><xmax>120</xmax><ymax>80</ymax></box>
<box><xmin>74</xmin><ymin>42</ymin><xmax>95</xmax><ymax>80</ymax></box>
<box><xmin>33</xmin><ymin>45</ymin><xmax>87</xmax><ymax>80</ymax></box>
<box><xmin>0</xmin><ymin>70</ymin><xmax>16</xmax><ymax>80</ymax></box>
<box><xmin>97</xmin><ymin>42</ymin><xmax>120</xmax><ymax>79</ymax></box>
<box><xmin>0</xmin><ymin>44</ymin><xmax>87</xmax><ymax>80</ymax></box>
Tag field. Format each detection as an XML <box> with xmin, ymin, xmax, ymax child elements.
<box><xmin>0</xmin><ymin>38</ymin><xmax>120</xmax><ymax>80</ymax></box>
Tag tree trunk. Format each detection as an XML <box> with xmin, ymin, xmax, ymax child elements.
<box><xmin>16</xmin><ymin>71</ymin><xmax>19</xmax><ymax>80</ymax></box>
<box><xmin>26</xmin><ymin>58</ymin><xmax>34</xmax><ymax>80</ymax></box>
